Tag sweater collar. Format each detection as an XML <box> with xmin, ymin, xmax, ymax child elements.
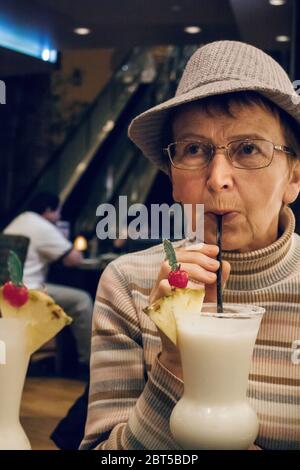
<box><xmin>222</xmin><ymin>206</ymin><xmax>296</xmax><ymax>290</ymax></box>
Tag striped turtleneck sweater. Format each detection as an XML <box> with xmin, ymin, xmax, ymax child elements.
<box><xmin>81</xmin><ymin>206</ymin><xmax>300</xmax><ymax>450</ymax></box>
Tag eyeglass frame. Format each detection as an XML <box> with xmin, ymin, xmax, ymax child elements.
<box><xmin>163</xmin><ymin>138</ymin><xmax>296</xmax><ymax>170</ymax></box>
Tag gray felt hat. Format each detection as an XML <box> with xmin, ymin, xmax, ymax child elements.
<box><xmin>128</xmin><ymin>40</ymin><xmax>300</xmax><ymax>170</ymax></box>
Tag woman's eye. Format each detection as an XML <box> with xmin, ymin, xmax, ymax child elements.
<box><xmin>185</xmin><ymin>143</ymin><xmax>201</xmax><ymax>155</ymax></box>
<box><xmin>240</xmin><ymin>143</ymin><xmax>257</xmax><ymax>155</ymax></box>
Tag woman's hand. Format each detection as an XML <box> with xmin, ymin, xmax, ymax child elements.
<box><xmin>153</xmin><ymin>243</ymin><xmax>231</xmax><ymax>378</ymax></box>
<box><xmin>150</xmin><ymin>243</ymin><xmax>230</xmax><ymax>305</ymax></box>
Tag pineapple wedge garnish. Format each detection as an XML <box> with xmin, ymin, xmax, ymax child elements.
<box><xmin>144</xmin><ymin>287</ymin><xmax>205</xmax><ymax>345</ymax></box>
<box><xmin>0</xmin><ymin>288</ymin><xmax>72</xmax><ymax>354</ymax></box>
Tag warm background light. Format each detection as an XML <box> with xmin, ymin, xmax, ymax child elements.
<box><xmin>74</xmin><ymin>235</ymin><xmax>88</xmax><ymax>251</ymax></box>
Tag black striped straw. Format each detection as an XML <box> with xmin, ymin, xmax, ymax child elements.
<box><xmin>216</xmin><ymin>215</ymin><xmax>223</xmax><ymax>313</ymax></box>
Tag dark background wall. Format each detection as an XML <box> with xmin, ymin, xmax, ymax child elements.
<box><xmin>0</xmin><ymin>74</ymin><xmax>52</xmax><ymax>220</ymax></box>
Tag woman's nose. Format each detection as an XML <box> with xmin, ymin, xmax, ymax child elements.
<box><xmin>206</xmin><ymin>151</ymin><xmax>234</xmax><ymax>192</ymax></box>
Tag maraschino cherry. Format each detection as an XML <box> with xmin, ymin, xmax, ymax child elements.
<box><xmin>163</xmin><ymin>239</ymin><xmax>189</xmax><ymax>289</ymax></box>
<box><xmin>2</xmin><ymin>251</ymin><xmax>29</xmax><ymax>307</ymax></box>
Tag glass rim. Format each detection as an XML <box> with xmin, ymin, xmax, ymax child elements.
<box><xmin>199</xmin><ymin>303</ymin><xmax>265</xmax><ymax>318</ymax></box>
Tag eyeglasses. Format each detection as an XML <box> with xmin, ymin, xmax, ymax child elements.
<box><xmin>163</xmin><ymin>138</ymin><xmax>296</xmax><ymax>170</ymax></box>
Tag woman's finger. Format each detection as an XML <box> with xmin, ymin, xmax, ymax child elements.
<box><xmin>204</xmin><ymin>260</ymin><xmax>231</xmax><ymax>302</ymax></box>
<box><xmin>149</xmin><ymin>279</ymin><xmax>172</xmax><ymax>304</ymax></box>
<box><xmin>176</xmin><ymin>251</ymin><xmax>220</xmax><ymax>271</ymax></box>
<box><xmin>180</xmin><ymin>243</ymin><xmax>219</xmax><ymax>257</ymax></box>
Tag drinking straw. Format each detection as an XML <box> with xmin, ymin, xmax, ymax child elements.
<box><xmin>216</xmin><ymin>215</ymin><xmax>223</xmax><ymax>313</ymax></box>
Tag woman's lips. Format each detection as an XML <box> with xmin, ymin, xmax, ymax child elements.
<box><xmin>206</xmin><ymin>211</ymin><xmax>240</xmax><ymax>221</ymax></box>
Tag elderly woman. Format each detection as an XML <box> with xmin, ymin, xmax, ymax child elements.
<box><xmin>80</xmin><ymin>41</ymin><xmax>300</xmax><ymax>450</ymax></box>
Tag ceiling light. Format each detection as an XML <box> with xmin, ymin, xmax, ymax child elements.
<box><xmin>41</xmin><ymin>48</ymin><xmax>57</xmax><ymax>62</ymax></box>
<box><xmin>269</xmin><ymin>0</ymin><xmax>286</xmax><ymax>5</ymax></box>
<box><xmin>0</xmin><ymin>24</ymin><xmax>57</xmax><ymax>63</ymax></box>
<box><xmin>276</xmin><ymin>35</ymin><xmax>290</xmax><ymax>42</ymax></box>
<box><xmin>41</xmin><ymin>49</ymin><xmax>50</xmax><ymax>61</ymax></box>
<box><xmin>74</xmin><ymin>27</ymin><xmax>91</xmax><ymax>35</ymax></box>
<box><xmin>184</xmin><ymin>26</ymin><xmax>202</xmax><ymax>34</ymax></box>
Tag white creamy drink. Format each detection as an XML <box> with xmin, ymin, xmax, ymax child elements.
<box><xmin>170</xmin><ymin>303</ymin><xmax>265</xmax><ymax>450</ymax></box>
<box><xmin>0</xmin><ymin>318</ymin><xmax>31</xmax><ymax>450</ymax></box>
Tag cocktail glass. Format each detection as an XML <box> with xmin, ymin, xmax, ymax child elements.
<box><xmin>170</xmin><ymin>303</ymin><xmax>265</xmax><ymax>450</ymax></box>
<box><xmin>0</xmin><ymin>317</ymin><xmax>31</xmax><ymax>450</ymax></box>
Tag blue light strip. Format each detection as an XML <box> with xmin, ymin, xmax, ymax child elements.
<box><xmin>0</xmin><ymin>21</ymin><xmax>57</xmax><ymax>63</ymax></box>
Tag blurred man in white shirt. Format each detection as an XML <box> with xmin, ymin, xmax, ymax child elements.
<box><xmin>4</xmin><ymin>192</ymin><xmax>93</xmax><ymax>368</ymax></box>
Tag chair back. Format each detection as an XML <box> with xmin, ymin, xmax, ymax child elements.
<box><xmin>0</xmin><ymin>234</ymin><xmax>30</xmax><ymax>284</ymax></box>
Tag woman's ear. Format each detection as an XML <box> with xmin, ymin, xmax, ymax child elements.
<box><xmin>283</xmin><ymin>160</ymin><xmax>300</xmax><ymax>204</ymax></box>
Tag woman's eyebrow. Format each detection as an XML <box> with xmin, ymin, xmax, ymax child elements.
<box><xmin>229</xmin><ymin>133</ymin><xmax>267</xmax><ymax>140</ymax></box>
<box><xmin>175</xmin><ymin>132</ymin><xmax>267</xmax><ymax>141</ymax></box>
<box><xmin>175</xmin><ymin>133</ymin><xmax>211</xmax><ymax>140</ymax></box>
